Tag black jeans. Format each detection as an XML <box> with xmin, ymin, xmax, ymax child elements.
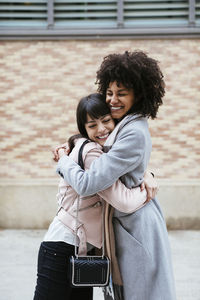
<box><xmin>33</xmin><ymin>242</ymin><xmax>93</xmax><ymax>300</ymax></box>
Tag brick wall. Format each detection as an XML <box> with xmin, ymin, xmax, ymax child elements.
<box><xmin>0</xmin><ymin>39</ymin><xmax>199</xmax><ymax>181</ymax></box>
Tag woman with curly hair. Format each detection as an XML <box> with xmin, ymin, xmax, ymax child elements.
<box><xmin>56</xmin><ymin>51</ymin><xmax>176</xmax><ymax>300</ymax></box>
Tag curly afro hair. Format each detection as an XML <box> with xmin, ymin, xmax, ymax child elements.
<box><xmin>96</xmin><ymin>51</ymin><xmax>165</xmax><ymax>119</ymax></box>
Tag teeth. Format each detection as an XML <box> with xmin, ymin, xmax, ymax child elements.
<box><xmin>111</xmin><ymin>106</ymin><xmax>122</xmax><ymax>110</ymax></box>
<box><xmin>97</xmin><ymin>134</ymin><xmax>109</xmax><ymax>139</ymax></box>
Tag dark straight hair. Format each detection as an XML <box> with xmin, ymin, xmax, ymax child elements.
<box><xmin>76</xmin><ymin>93</ymin><xmax>111</xmax><ymax>138</ymax></box>
<box><xmin>68</xmin><ymin>93</ymin><xmax>111</xmax><ymax>154</ymax></box>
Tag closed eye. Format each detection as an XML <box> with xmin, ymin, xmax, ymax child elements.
<box><xmin>103</xmin><ymin>118</ymin><xmax>111</xmax><ymax>123</ymax></box>
<box><xmin>118</xmin><ymin>93</ymin><xmax>127</xmax><ymax>96</ymax></box>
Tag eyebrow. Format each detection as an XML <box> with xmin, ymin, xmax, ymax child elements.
<box><xmin>87</xmin><ymin>120</ymin><xmax>96</xmax><ymax>124</ymax></box>
<box><xmin>107</xmin><ymin>88</ymin><xmax>128</xmax><ymax>92</ymax></box>
<box><xmin>86</xmin><ymin>114</ymin><xmax>110</xmax><ymax>124</ymax></box>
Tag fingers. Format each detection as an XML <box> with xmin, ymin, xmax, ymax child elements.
<box><xmin>146</xmin><ymin>188</ymin><xmax>152</xmax><ymax>202</ymax></box>
<box><xmin>52</xmin><ymin>147</ymin><xmax>59</xmax><ymax>162</ymax></box>
<box><xmin>153</xmin><ymin>184</ymin><xmax>159</xmax><ymax>198</ymax></box>
<box><xmin>52</xmin><ymin>143</ymin><xmax>69</xmax><ymax>162</ymax></box>
<box><xmin>143</xmin><ymin>170</ymin><xmax>159</xmax><ymax>202</ymax></box>
<box><xmin>52</xmin><ymin>146</ymin><xmax>63</xmax><ymax>162</ymax></box>
<box><xmin>64</xmin><ymin>145</ymin><xmax>70</xmax><ymax>155</ymax></box>
<box><xmin>58</xmin><ymin>148</ymin><xmax>65</xmax><ymax>158</ymax></box>
<box><xmin>146</xmin><ymin>185</ymin><xmax>158</xmax><ymax>201</ymax></box>
<box><xmin>152</xmin><ymin>186</ymin><xmax>158</xmax><ymax>198</ymax></box>
<box><xmin>140</xmin><ymin>182</ymin><xmax>145</xmax><ymax>191</ymax></box>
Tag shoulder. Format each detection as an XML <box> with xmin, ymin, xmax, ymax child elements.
<box><xmin>83</xmin><ymin>141</ymin><xmax>103</xmax><ymax>160</ymax></box>
<box><xmin>117</xmin><ymin>119</ymin><xmax>147</xmax><ymax>142</ymax></box>
<box><xmin>70</xmin><ymin>138</ymin><xmax>102</xmax><ymax>159</ymax></box>
<box><xmin>117</xmin><ymin>116</ymin><xmax>150</xmax><ymax>141</ymax></box>
<box><xmin>111</xmin><ymin>117</ymin><xmax>150</xmax><ymax>157</ymax></box>
<box><xmin>83</xmin><ymin>140</ymin><xmax>102</xmax><ymax>154</ymax></box>
<box><xmin>83</xmin><ymin>142</ymin><xmax>103</xmax><ymax>170</ymax></box>
<box><xmin>121</xmin><ymin>116</ymin><xmax>148</xmax><ymax>130</ymax></box>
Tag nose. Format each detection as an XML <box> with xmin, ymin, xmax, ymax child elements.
<box><xmin>110</xmin><ymin>94</ymin><xmax>118</xmax><ymax>105</ymax></box>
<box><xmin>97</xmin><ymin>122</ymin><xmax>106</xmax><ymax>133</ymax></box>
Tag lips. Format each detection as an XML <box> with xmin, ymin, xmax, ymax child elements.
<box><xmin>96</xmin><ymin>133</ymin><xmax>110</xmax><ymax>140</ymax></box>
<box><xmin>110</xmin><ymin>106</ymin><xmax>123</xmax><ymax>111</ymax></box>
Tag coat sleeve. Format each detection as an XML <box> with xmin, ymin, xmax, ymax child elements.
<box><xmin>83</xmin><ymin>147</ymin><xmax>147</xmax><ymax>213</ymax></box>
<box><xmin>56</xmin><ymin>126</ymin><xmax>145</xmax><ymax>196</ymax></box>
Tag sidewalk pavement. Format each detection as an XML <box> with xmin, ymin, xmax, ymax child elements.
<box><xmin>0</xmin><ymin>230</ymin><xmax>200</xmax><ymax>300</ymax></box>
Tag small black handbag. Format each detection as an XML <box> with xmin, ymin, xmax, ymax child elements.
<box><xmin>69</xmin><ymin>140</ymin><xmax>110</xmax><ymax>287</ymax></box>
<box><xmin>69</xmin><ymin>255</ymin><xmax>110</xmax><ymax>287</ymax></box>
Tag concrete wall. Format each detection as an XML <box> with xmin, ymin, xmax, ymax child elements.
<box><xmin>0</xmin><ymin>179</ymin><xmax>200</xmax><ymax>229</ymax></box>
<box><xmin>0</xmin><ymin>39</ymin><xmax>200</xmax><ymax>229</ymax></box>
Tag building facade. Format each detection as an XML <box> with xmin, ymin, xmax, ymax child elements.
<box><xmin>0</xmin><ymin>1</ymin><xmax>200</xmax><ymax>229</ymax></box>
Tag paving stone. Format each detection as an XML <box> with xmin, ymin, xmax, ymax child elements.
<box><xmin>0</xmin><ymin>230</ymin><xmax>200</xmax><ymax>300</ymax></box>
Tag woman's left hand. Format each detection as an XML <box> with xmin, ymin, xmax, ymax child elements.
<box><xmin>141</xmin><ymin>171</ymin><xmax>158</xmax><ymax>202</ymax></box>
<box><xmin>52</xmin><ymin>142</ymin><xmax>69</xmax><ymax>162</ymax></box>
<box><xmin>58</xmin><ymin>148</ymin><xmax>66</xmax><ymax>159</ymax></box>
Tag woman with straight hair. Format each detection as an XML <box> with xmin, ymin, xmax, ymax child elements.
<box><xmin>33</xmin><ymin>93</ymin><xmax>154</xmax><ymax>300</ymax></box>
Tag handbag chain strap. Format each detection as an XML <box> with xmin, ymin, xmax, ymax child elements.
<box><xmin>74</xmin><ymin>140</ymin><xmax>105</xmax><ymax>259</ymax></box>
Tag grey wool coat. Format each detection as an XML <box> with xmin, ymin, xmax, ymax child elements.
<box><xmin>57</xmin><ymin>114</ymin><xmax>176</xmax><ymax>300</ymax></box>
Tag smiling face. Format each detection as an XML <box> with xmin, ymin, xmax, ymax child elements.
<box><xmin>106</xmin><ymin>81</ymin><xmax>135</xmax><ymax>120</ymax></box>
<box><xmin>85</xmin><ymin>114</ymin><xmax>115</xmax><ymax>146</ymax></box>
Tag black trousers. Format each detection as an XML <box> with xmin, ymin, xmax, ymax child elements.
<box><xmin>33</xmin><ymin>242</ymin><xmax>93</xmax><ymax>300</ymax></box>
